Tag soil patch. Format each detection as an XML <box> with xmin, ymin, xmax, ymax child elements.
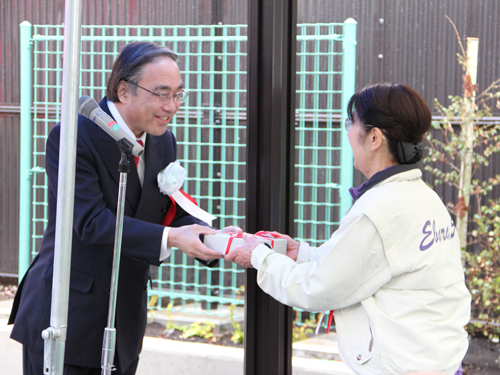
<box><xmin>462</xmin><ymin>336</ymin><xmax>500</xmax><ymax>375</ymax></box>
<box><xmin>145</xmin><ymin>322</ymin><xmax>243</xmax><ymax>348</ymax></box>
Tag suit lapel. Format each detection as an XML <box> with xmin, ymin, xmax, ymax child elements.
<box><xmin>134</xmin><ymin>134</ymin><xmax>171</xmax><ymax>222</ymax></box>
<box><xmin>89</xmin><ymin>99</ymin><xmax>142</xmax><ymax>212</ymax></box>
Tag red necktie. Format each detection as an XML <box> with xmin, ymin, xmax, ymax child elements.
<box><xmin>134</xmin><ymin>140</ymin><xmax>144</xmax><ymax>167</ymax></box>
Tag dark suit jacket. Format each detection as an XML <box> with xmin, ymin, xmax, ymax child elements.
<box><xmin>9</xmin><ymin>98</ymin><xmax>208</xmax><ymax>370</ymax></box>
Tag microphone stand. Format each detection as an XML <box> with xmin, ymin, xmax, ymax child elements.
<box><xmin>101</xmin><ymin>141</ymin><xmax>133</xmax><ymax>375</ymax></box>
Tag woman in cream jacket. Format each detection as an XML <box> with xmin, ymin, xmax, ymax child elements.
<box><xmin>227</xmin><ymin>83</ymin><xmax>470</xmax><ymax>375</ymax></box>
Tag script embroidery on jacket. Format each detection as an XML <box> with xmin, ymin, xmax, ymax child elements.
<box><xmin>419</xmin><ymin>218</ymin><xmax>456</xmax><ymax>251</ymax></box>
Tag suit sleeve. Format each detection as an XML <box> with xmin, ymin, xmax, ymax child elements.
<box><xmin>168</xmin><ymin>204</ymin><xmax>210</xmax><ymax>228</ymax></box>
<box><xmin>46</xmin><ymin>122</ymin><xmax>165</xmax><ymax>266</ymax></box>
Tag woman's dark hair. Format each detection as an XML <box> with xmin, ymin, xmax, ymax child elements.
<box><xmin>106</xmin><ymin>42</ymin><xmax>178</xmax><ymax>102</ymax></box>
<box><xmin>347</xmin><ymin>83</ymin><xmax>432</xmax><ymax>163</ymax></box>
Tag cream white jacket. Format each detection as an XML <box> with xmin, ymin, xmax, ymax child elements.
<box><xmin>251</xmin><ymin>168</ymin><xmax>471</xmax><ymax>375</ymax></box>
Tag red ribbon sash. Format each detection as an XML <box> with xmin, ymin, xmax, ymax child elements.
<box><xmin>161</xmin><ymin>189</ymin><xmax>199</xmax><ymax>227</ymax></box>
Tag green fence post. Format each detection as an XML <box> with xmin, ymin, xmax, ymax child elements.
<box><xmin>339</xmin><ymin>18</ymin><xmax>357</xmax><ymax>218</ymax></box>
<box><xmin>18</xmin><ymin>21</ymin><xmax>33</xmax><ymax>281</ymax></box>
<box><xmin>22</xmin><ymin>23</ymin><xmax>354</xmax><ymax>316</ymax></box>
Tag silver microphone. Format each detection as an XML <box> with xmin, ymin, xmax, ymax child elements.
<box><xmin>78</xmin><ymin>95</ymin><xmax>144</xmax><ymax>157</ymax></box>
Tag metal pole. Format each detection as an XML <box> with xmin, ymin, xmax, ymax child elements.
<box><xmin>101</xmin><ymin>152</ymin><xmax>130</xmax><ymax>374</ymax></box>
<box><xmin>41</xmin><ymin>1</ymin><xmax>82</xmax><ymax>374</ymax></box>
<box><xmin>339</xmin><ymin>18</ymin><xmax>357</xmax><ymax>218</ymax></box>
<box><xmin>18</xmin><ymin>21</ymin><xmax>33</xmax><ymax>281</ymax></box>
<box><xmin>206</xmin><ymin>4</ymin><xmax>223</xmax><ymax>310</ymax></box>
<box><xmin>245</xmin><ymin>0</ymin><xmax>297</xmax><ymax>374</ymax></box>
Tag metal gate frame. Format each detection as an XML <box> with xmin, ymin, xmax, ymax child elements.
<box><xmin>18</xmin><ymin>21</ymin><xmax>356</xmax><ymax>320</ymax></box>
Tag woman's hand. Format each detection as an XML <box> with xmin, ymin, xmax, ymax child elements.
<box><xmin>224</xmin><ymin>233</ymin><xmax>260</xmax><ymax>268</ymax></box>
<box><xmin>267</xmin><ymin>231</ymin><xmax>300</xmax><ymax>261</ymax></box>
<box><xmin>219</xmin><ymin>226</ymin><xmax>243</xmax><ymax>234</ymax></box>
<box><xmin>225</xmin><ymin>231</ymin><xmax>301</xmax><ymax>267</ymax></box>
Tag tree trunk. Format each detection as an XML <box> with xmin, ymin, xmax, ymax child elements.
<box><xmin>456</xmin><ymin>37</ymin><xmax>478</xmax><ymax>252</ymax></box>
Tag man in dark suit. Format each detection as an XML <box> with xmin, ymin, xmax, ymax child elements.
<box><xmin>9</xmin><ymin>42</ymin><xmax>226</xmax><ymax>375</ymax></box>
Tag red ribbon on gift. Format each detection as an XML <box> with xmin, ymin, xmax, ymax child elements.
<box><xmin>254</xmin><ymin>231</ymin><xmax>281</xmax><ymax>249</ymax></box>
<box><xmin>161</xmin><ymin>189</ymin><xmax>199</xmax><ymax>227</ymax></box>
<box><xmin>224</xmin><ymin>233</ymin><xmax>244</xmax><ymax>255</ymax></box>
<box><xmin>221</xmin><ymin>231</ymin><xmax>280</xmax><ymax>255</ymax></box>
<box><xmin>254</xmin><ymin>231</ymin><xmax>279</xmax><ymax>238</ymax></box>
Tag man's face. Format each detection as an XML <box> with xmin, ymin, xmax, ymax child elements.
<box><xmin>116</xmin><ymin>57</ymin><xmax>183</xmax><ymax>138</ymax></box>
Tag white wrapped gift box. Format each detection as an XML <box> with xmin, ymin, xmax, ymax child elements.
<box><xmin>204</xmin><ymin>232</ymin><xmax>287</xmax><ymax>255</ymax></box>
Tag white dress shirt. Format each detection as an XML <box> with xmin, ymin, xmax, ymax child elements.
<box><xmin>108</xmin><ymin>100</ymin><xmax>171</xmax><ymax>261</ymax></box>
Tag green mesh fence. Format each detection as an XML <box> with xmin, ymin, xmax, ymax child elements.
<box><xmin>20</xmin><ymin>22</ymin><xmax>355</xmax><ymax>324</ymax></box>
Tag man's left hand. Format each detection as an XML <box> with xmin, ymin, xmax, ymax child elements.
<box><xmin>168</xmin><ymin>224</ymin><xmax>222</xmax><ymax>261</ymax></box>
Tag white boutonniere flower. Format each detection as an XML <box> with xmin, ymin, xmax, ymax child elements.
<box><xmin>157</xmin><ymin>161</ymin><xmax>217</xmax><ymax>226</ymax></box>
<box><xmin>157</xmin><ymin>160</ymin><xmax>187</xmax><ymax>195</ymax></box>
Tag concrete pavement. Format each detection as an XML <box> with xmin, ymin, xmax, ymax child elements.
<box><xmin>0</xmin><ymin>298</ymin><xmax>353</xmax><ymax>375</ymax></box>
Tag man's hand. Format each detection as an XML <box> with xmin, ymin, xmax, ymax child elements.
<box><xmin>224</xmin><ymin>233</ymin><xmax>259</xmax><ymax>268</ymax></box>
<box><xmin>168</xmin><ymin>224</ymin><xmax>223</xmax><ymax>261</ymax></box>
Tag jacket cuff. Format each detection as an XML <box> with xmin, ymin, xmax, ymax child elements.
<box><xmin>160</xmin><ymin>227</ymin><xmax>172</xmax><ymax>261</ymax></box>
<box><xmin>296</xmin><ymin>241</ymin><xmax>313</xmax><ymax>264</ymax></box>
<box><xmin>251</xmin><ymin>243</ymin><xmax>274</xmax><ymax>270</ymax></box>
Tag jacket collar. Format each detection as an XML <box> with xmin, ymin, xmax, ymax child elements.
<box><xmin>89</xmin><ymin>98</ymin><xmax>143</xmax><ymax>213</ymax></box>
<box><xmin>133</xmin><ymin>133</ymin><xmax>166</xmax><ymax>221</ymax></box>
<box><xmin>349</xmin><ymin>164</ymin><xmax>420</xmax><ymax>203</ymax></box>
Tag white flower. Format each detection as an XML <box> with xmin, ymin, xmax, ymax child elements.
<box><xmin>157</xmin><ymin>160</ymin><xmax>187</xmax><ymax>195</ymax></box>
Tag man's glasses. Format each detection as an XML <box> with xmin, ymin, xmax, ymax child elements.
<box><xmin>127</xmin><ymin>81</ymin><xmax>189</xmax><ymax>104</ymax></box>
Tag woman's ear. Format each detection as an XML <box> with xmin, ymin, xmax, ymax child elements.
<box><xmin>116</xmin><ymin>80</ymin><xmax>129</xmax><ymax>103</ymax></box>
<box><xmin>369</xmin><ymin>127</ymin><xmax>385</xmax><ymax>151</ymax></box>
